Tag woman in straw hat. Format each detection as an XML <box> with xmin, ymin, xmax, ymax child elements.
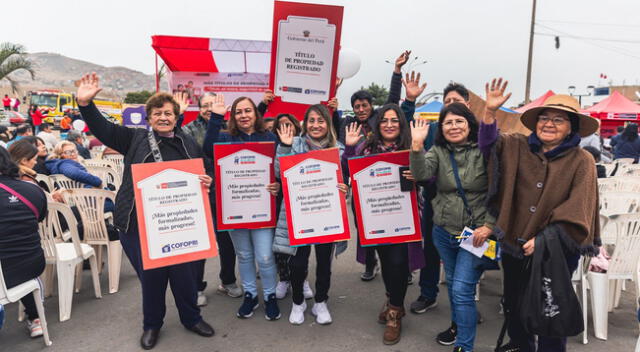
<box><xmin>479</xmin><ymin>79</ymin><xmax>600</xmax><ymax>352</ymax></box>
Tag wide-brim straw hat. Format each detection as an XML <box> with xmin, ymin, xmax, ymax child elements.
<box><xmin>520</xmin><ymin>94</ymin><xmax>600</xmax><ymax>137</ymax></box>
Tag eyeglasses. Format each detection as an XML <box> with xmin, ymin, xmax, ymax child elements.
<box><xmin>442</xmin><ymin>119</ymin><xmax>468</xmax><ymax>128</ymax></box>
<box><xmin>62</xmin><ymin>150</ymin><xmax>77</xmax><ymax>156</ymax></box>
<box><xmin>379</xmin><ymin>118</ymin><xmax>400</xmax><ymax>126</ymax></box>
<box><xmin>537</xmin><ymin>115</ymin><xmax>569</xmax><ymax>126</ymax></box>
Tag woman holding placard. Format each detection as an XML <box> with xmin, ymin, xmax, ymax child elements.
<box><xmin>409</xmin><ymin>103</ymin><xmax>496</xmax><ymax>352</ymax></box>
<box><xmin>202</xmin><ymin>95</ymin><xmax>282</xmax><ymax>321</ymax></box>
<box><xmin>274</xmin><ymin>104</ymin><xmax>348</xmax><ymax>326</ymax></box>
<box><xmin>342</xmin><ymin>104</ymin><xmax>424</xmax><ymax>345</ymax></box>
<box><xmin>75</xmin><ymin>73</ymin><xmax>214</xmax><ymax>350</ymax></box>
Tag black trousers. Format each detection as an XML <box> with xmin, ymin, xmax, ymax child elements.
<box><xmin>376</xmin><ymin>243</ymin><xmax>409</xmax><ymax>307</ymax></box>
<box><xmin>120</xmin><ymin>217</ymin><xmax>202</xmax><ymax>331</ymax></box>
<box><xmin>502</xmin><ymin>251</ymin><xmax>580</xmax><ymax>352</ymax></box>
<box><xmin>290</xmin><ymin>243</ymin><xmax>334</xmax><ymax>305</ymax></box>
<box><xmin>215</xmin><ymin>230</ymin><xmax>237</xmax><ymax>285</ymax></box>
<box><xmin>1</xmin><ymin>254</ymin><xmax>45</xmax><ymax>320</ymax></box>
<box><xmin>275</xmin><ymin>253</ymin><xmax>291</xmax><ymax>282</ymax></box>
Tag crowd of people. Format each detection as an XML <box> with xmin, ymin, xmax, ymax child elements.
<box><xmin>0</xmin><ymin>49</ymin><xmax>633</xmax><ymax>352</ymax></box>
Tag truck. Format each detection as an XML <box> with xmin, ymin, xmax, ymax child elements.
<box><xmin>27</xmin><ymin>90</ymin><xmax>123</xmax><ymax>126</ymax></box>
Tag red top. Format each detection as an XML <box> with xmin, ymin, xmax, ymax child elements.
<box><xmin>2</xmin><ymin>97</ymin><xmax>10</xmax><ymax>107</ymax></box>
<box><xmin>30</xmin><ymin>110</ymin><xmax>44</xmax><ymax>126</ymax></box>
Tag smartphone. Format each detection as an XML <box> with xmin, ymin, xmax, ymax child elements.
<box><xmin>398</xmin><ymin>166</ymin><xmax>413</xmax><ymax>192</ymax></box>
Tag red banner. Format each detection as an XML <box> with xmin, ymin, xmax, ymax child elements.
<box><xmin>348</xmin><ymin>151</ymin><xmax>422</xmax><ymax>246</ymax></box>
<box><xmin>213</xmin><ymin>142</ymin><xmax>277</xmax><ymax>230</ymax></box>
<box><xmin>132</xmin><ymin>159</ymin><xmax>217</xmax><ymax>270</ymax></box>
<box><xmin>279</xmin><ymin>147</ymin><xmax>349</xmax><ymax>246</ymax></box>
<box><xmin>267</xmin><ymin>1</ymin><xmax>344</xmax><ymax>120</ymax></box>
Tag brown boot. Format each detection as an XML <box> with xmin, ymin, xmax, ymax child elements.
<box><xmin>378</xmin><ymin>295</ymin><xmax>390</xmax><ymax>324</ymax></box>
<box><xmin>383</xmin><ymin>305</ymin><xmax>405</xmax><ymax>345</ymax></box>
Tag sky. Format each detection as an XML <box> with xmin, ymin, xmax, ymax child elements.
<box><xmin>3</xmin><ymin>0</ymin><xmax>640</xmax><ymax>109</ymax></box>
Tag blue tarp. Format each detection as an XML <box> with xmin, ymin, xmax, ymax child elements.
<box><xmin>415</xmin><ymin>101</ymin><xmax>443</xmax><ymax>113</ymax></box>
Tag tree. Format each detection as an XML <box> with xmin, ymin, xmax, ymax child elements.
<box><xmin>361</xmin><ymin>82</ymin><xmax>389</xmax><ymax>106</ymax></box>
<box><xmin>124</xmin><ymin>90</ymin><xmax>154</xmax><ymax>104</ymax></box>
<box><xmin>0</xmin><ymin>42</ymin><xmax>35</xmax><ymax>93</ymax></box>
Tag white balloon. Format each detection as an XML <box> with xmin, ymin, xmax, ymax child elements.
<box><xmin>72</xmin><ymin>119</ymin><xmax>86</xmax><ymax>131</ymax></box>
<box><xmin>337</xmin><ymin>48</ymin><xmax>361</xmax><ymax>79</ymax></box>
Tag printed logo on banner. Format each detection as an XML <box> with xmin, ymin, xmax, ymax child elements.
<box><xmin>300</xmin><ymin>163</ymin><xmax>322</xmax><ymax>175</ymax></box>
<box><xmin>161</xmin><ymin>240</ymin><xmax>199</xmax><ymax>254</ymax></box>
<box><xmin>368</xmin><ymin>167</ymin><xmax>393</xmax><ymax>177</ymax></box>
<box><xmin>395</xmin><ymin>226</ymin><xmax>412</xmax><ymax>232</ymax></box>
<box><xmin>252</xmin><ymin>213</ymin><xmax>269</xmax><ymax>219</ymax></box>
<box><xmin>233</xmin><ymin>155</ymin><xmax>256</xmax><ymax>165</ymax></box>
<box><xmin>324</xmin><ymin>225</ymin><xmax>340</xmax><ymax>231</ymax></box>
<box><xmin>304</xmin><ymin>89</ymin><xmax>327</xmax><ymax>95</ymax></box>
<box><xmin>280</xmin><ymin>86</ymin><xmax>303</xmax><ymax>93</ymax></box>
<box><xmin>156</xmin><ymin>181</ymin><xmax>188</xmax><ymax>190</ymax></box>
<box><xmin>228</xmin><ymin>215</ymin><xmax>243</xmax><ymax>220</ymax></box>
<box><xmin>299</xmin><ymin>228</ymin><xmax>315</xmax><ymax>234</ymax></box>
<box><xmin>369</xmin><ymin>229</ymin><xmax>386</xmax><ymax>235</ymax></box>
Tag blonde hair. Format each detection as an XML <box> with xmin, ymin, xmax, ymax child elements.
<box><xmin>50</xmin><ymin>141</ymin><xmax>78</xmax><ymax>160</ymax></box>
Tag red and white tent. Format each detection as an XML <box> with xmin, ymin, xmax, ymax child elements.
<box><xmin>151</xmin><ymin>35</ymin><xmax>272</xmax><ymax>123</ymax></box>
<box><xmin>584</xmin><ymin>91</ymin><xmax>640</xmax><ymax>119</ymax></box>
<box><xmin>515</xmin><ymin>90</ymin><xmax>555</xmax><ymax>113</ymax></box>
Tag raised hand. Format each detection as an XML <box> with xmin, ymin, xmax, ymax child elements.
<box><xmin>485</xmin><ymin>78</ymin><xmax>512</xmax><ymax>112</ymax></box>
<box><xmin>402</xmin><ymin>71</ymin><xmax>427</xmax><ymax>102</ymax></box>
<box><xmin>262</xmin><ymin>89</ymin><xmax>275</xmax><ymax>105</ymax></box>
<box><xmin>394</xmin><ymin>50</ymin><xmax>411</xmax><ymax>73</ymax></box>
<box><xmin>344</xmin><ymin>122</ymin><xmax>362</xmax><ymax>147</ymax></box>
<box><xmin>327</xmin><ymin>97</ymin><xmax>338</xmax><ymax>111</ymax></box>
<box><xmin>76</xmin><ymin>72</ymin><xmax>102</xmax><ymax>106</ymax></box>
<box><xmin>410</xmin><ymin>119</ymin><xmax>430</xmax><ymax>151</ymax></box>
<box><xmin>277</xmin><ymin>123</ymin><xmax>294</xmax><ymax>145</ymax></box>
<box><xmin>211</xmin><ymin>94</ymin><xmax>227</xmax><ymax>116</ymax></box>
<box><xmin>173</xmin><ymin>91</ymin><xmax>189</xmax><ymax>114</ymax></box>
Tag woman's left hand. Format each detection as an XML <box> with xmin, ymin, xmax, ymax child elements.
<box><xmin>337</xmin><ymin>183</ymin><xmax>348</xmax><ymax>194</ymax></box>
<box><xmin>472</xmin><ymin>226</ymin><xmax>492</xmax><ymax>248</ymax></box>
<box><xmin>523</xmin><ymin>238</ymin><xmax>535</xmax><ymax>256</ymax></box>
<box><xmin>267</xmin><ymin>182</ymin><xmax>280</xmax><ymax>196</ymax></box>
<box><xmin>198</xmin><ymin>175</ymin><xmax>212</xmax><ymax>192</ymax></box>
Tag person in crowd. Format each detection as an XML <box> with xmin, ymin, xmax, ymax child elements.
<box><xmin>59</xmin><ymin>112</ymin><xmax>72</xmax><ymax>133</ymax></box>
<box><xmin>0</xmin><ymin>147</ymin><xmax>48</xmax><ymax>337</ymax></box>
<box><xmin>613</xmin><ymin>123</ymin><xmax>640</xmax><ymax>162</ymax></box>
<box><xmin>583</xmin><ymin>146</ymin><xmax>607</xmax><ymax>178</ymax></box>
<box><xmin>274</xmin><ymin>104</ymin><xmax>348</xmax><ymax>326</ymax></box>
<box><xmin>339</xmin><ymin>51</ymin><xmax>417</xmax><ymax>281</ymax></box>
<box><xmin>580</xmin><ymin>131</ymin><xmax>601</xmax><ymax>151</ymax></box>
<box><xmin>18</xmin><ymin>136</ymin><xmax>50</xmax><ymax>176</ymax></box>
<box><xmin>36</xmin><ymin>123</ymin><xmax>59</xmax><ymax>150</ymax></box>
<box><xmin>480</xmin><ymin>80</ymin><xmax>600</xmax><ymax>352</ymax></box>
<box><xmin>2</xmin><ymin>94</ymin><xmax>11</xmax><ymax>111</ymax></box>
<box><xmin>12</xmin><ymin>96</ymin><xmax>20</xmax><ymax>112</ymax></box>
<box><xmin>202</xmin><ymin>94</ymin><xmax>282</xmax><ymax>321</ymax></box>
<box><xmin>29</xmin><ymin>105</ymin><xmax>44</xmax><ymax>133</ymax></box>
<box><xmin>271</xmin><ymin>112</ymin><xmax>311</xmax><ymax>300</ymax></box>
<box><xmin>8</xmin><ymin>139</ymin><xmax>39</xmax><ymax>183</ymax></box>
<box><xmin>609</xmin><ymin>125</ymin><xmax>625</xmax><ymax>152</ymax></box>
<box><xmin>182</xmin><ymin>91</ymin><xmax>243</xmax><ymax>304</ymax></box>
<box><xmin>410</xmin><ymin>82</ymin><xmax>471</xmax><ymax>315</ymax></box>
<box><xmin>0</xmin><ymin>126</ymin><xmax>11</xmax><ymax>149</ymax></box>
<box><xmin>7</xmin><ymin>124</ymin><xmax>33</xmax><ymax>148</ymax></box>
<box><xmin>342</xmin><ymin>103</ymin><xmax>425</xmax><ymax>345</ymax></box>
<box><xmin>66</xmin><ymin>130</ymin><xmax>91</xmax><ymax>160</ymax></box>
<box><xmin>263</xmin><ymin>117</ymin><xmax>276</xmax><ymax>132</ymax></box>
<box><xmin>75</xmin><ymin>73</ymin><xmax>214</xmax><ymax>349</ymax></box>
<box><xmin>410</xmin><ymin>103</ymin><xmax>496</xmax><ymax>352</ymax></box>
<box><xmin>45</xmin><ymin>141</ymin><xmax>101</xmax><ymax>188</ymax></box>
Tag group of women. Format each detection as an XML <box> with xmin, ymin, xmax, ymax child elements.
<box><xmin>0</xmin><ymin>67</ymin><xmax>601</xmax><ymax>352</ymax></box>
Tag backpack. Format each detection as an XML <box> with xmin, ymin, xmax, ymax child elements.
<box><xmin>519</xmin><ymin>230</ymin><xmax>583</xmax><ymax>338</ymax></box>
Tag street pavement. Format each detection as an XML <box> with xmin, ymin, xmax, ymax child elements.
<box><xmin>2</xmin><ymin>221</ymin><xmax>638</xmax><ymax>351</ymax></box>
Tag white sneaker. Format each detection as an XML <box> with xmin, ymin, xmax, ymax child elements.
<box><xmin>311</xmin><ymin>301</ymin><xmax>332</xmax><ymax>325</ymax></box>
<box><xmin>27</xmin><ymin>318</ymin><xmax>43</xmax><ymax>338</ymax></box>
<box><xmin>302</xmin><ymin>280</ymin><xmax>314</xmax><ymax>300</ymax></box>
<box><xmin>197</xmin><ymin>290</ymin><xmax>208</xmax><ymax>306</ymax></box>
<box><xmin>275</xmin><ymin>281</ymin><xmax>290</xmax><ymax>299</ymax></box>
<box><xmin>289</xmin><ymin>301</ymin><xmax>306</xmax><ymax>325</ymax></box>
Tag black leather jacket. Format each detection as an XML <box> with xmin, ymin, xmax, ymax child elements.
<box><xmin>79</xmin><ymin>102</ymin><xmax>203</xmax><ymax>232</ymax></box>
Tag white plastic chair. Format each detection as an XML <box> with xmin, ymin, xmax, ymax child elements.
<box><xmin>616</xmin><ymin>158</ymin><xmax>635</xmax><ymax>165</ymax></box>
<box><xmin>85</xmin><ymin>165</ymin><xmax>121</xmax><ymax>192</ymax></box>
<box><xmin>572</xmin><ymin>256</ymin><xmax>590</xmax><ymax>344</ymax></box>
<box><xmin>587</xmin><ymin>213</ymin><xmax>640</xmax><ymax>340</ymax></box>
<box><xmin>599</xmin><ymin>191</ymin><xmax>640</xmax><ymax>217</ymax></box>
<box><xmin>42</xmin><ymin>202</ymin><xmax>102</xmax><ymax>321</ymax></box>
<box><xmin>103</xmin><ymin>154</ymin><xmax>124</xmax><ymax>175</ymax></box>
<box><xmin>49</xmin><ymin>174</ymin><xmax>84</xmax><ymax>190</ymax></box>
<box><xmin>35</xmin><ymin>174</ymin><xmax>55</xmax><ymax>193</ymax></box>
<box><xmin>63</xmin><ymin>189</ymin><xmax>122</xmax><ymax>294</ymax></box>
<box><xmin>89</xmin><ymin>146</ymin><xmax>105</xmax><ymax>159</ymax></box>
<box><xmin>0</xmin><ymin>262</ymin><xmax>52</xmax><ymax>346</ymax></box>
<box><xmin>83</xmin><ymin>158</ymin><xmax>116</xmax><ymax>170</ymax></box>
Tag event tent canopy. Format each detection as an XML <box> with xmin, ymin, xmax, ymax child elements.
<box><xmin>415</xmin><ymin>100</ymin><xmax>443</xmax><ymax>113</ymax></box>
<box><xmin>515</xmin><ymin>90</ymin><xmax>555</xmax><ymax>113</ymax></box>
<box><xmin>584</xmin><ymin>91</ymin><xmax>640</xmax><ymax>119</ymax></box>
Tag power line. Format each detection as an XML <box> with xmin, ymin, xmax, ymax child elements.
<box><xmin>538</xmin><ymin>19</ymin><xmax>640</xmax><ymax>29</ymax></box>
<box><xmin>535</xmin><ymin>23</ymin><xmax>640</xmax><ymax>44</ymax></box>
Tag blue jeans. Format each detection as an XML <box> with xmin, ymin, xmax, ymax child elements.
<box><xmin>432</xmin><ymin>225</ymin><xmax>486</xmax><ymax>352</ymax></box>
<box><xmin>229</xmin><ymin>228</ymin><xmax>277</xmax><ymax>299</ymax></box>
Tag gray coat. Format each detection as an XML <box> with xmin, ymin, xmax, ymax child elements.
<box><xmin>273</xmin><ymin>136</ymin><xmax>347</xmax><ymax>256</ymax></box>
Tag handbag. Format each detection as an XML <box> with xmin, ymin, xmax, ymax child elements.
<box><xmin>519</xmin><ymin>230</ymin><xmax>584</xmax><ymax>337</ymax></box>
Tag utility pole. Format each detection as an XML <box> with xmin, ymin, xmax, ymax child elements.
<box><xmin>524</xmin><ymin>0</ymin><xmax>537</xmax><ymax>104</ymax></box>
